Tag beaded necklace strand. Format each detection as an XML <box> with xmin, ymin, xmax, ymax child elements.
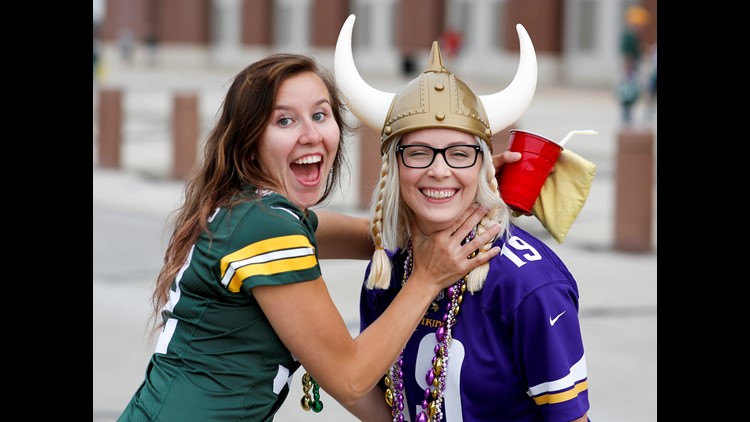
<box><xmin>300</xmin><ymin>372</ymin><xmax>323</xmax><ymax>413</ymax></box>
<box><xmin>385</xmin><ymin>230</ymin><xmax>476</xmax><ymax>422</ymax></box>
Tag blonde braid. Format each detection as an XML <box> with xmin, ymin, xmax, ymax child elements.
<box><xmin>366</xmin><ymin>155</ymin><xmax>393</xmax><ymax>289</ymax></box>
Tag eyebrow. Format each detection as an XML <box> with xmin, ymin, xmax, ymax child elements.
<box><xmin>274</xmin><ymin>98</ymin><xmax>331</xmax><ymax>111</ymax></box>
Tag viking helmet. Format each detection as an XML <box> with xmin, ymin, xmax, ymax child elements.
<box><xmin>334</xmin><ymin>14</ymin><xmax>537</xmax><ymax>291</ymax></box>
<box><xmin>381</xmin><ymin>42</ymin><xmax>493</xmax><ymax>151</ymax></box>
<box><xmin>334</xmin><ymin>14</ymin><xmax>538</xmax><ymax>153</ymax></box>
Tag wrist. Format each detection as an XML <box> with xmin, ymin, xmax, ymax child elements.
<box><xmin>402</xmin><ymin>269</ymin><xmax>442</xmax><ymax>302</ymax></box>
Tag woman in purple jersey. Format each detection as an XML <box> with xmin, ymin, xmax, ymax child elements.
<box><xmin>334</xmin><ymin>15</ymin><xmax>590</xmax><ymax>421</ymax></box>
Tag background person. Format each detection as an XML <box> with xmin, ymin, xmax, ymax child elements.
<box><xmin>617</xmin><ymin>5</ymin><xmax>651</xmax><ymax>126</ymax></box>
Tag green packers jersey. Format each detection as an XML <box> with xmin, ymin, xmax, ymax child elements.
<box><xmin>119</xmin><ymin>189</ymin><xmax>321</xmax><ymax>421</ymax></box>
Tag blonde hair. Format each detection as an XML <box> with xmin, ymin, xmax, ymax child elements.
<box><xmin>366</xmin><ymin>135</ymin><xmax>511</xmax><ymax>292</ymax></box>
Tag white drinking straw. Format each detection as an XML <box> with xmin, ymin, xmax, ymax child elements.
<box><xmin>559</xmin><ymin>129</ymin><xmax>598</xmax><ymax>147</ymax></box>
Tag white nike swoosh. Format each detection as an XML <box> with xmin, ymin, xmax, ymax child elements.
<box><xmin>549</xmin><ymin>311</ymin><xmax>566</xmax><ymax>326</ymax></box>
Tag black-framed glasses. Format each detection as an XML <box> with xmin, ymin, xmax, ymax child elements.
<box><xmin>396</xmin><ymin>144</ymin><xmax>482</xmax><ymax>169</ymax></box>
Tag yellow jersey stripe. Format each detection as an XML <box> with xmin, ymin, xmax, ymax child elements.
<box><xmin>227</xmin><ymin>254</ymin><xmax>318</xmax><ymax>292</ymax></box>
<box><xmin>532</xmin><ymin>379</ymin><xmax>588</xmax><ymax>405</ymax></box>
<box><xmin>220</xmin><ymin>234</ymin><xmax>313</xmax><ymax>276</ymax></box>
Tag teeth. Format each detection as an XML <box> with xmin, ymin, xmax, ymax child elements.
<box><xmin>293</xmin><ymin>155</ymin><xmax>322</xmax><ymax>165</ymax></box>
<box><xmin>421</xmin><ymin>189</ymin><xmax>456</xmax><ymax>199</ymax></box>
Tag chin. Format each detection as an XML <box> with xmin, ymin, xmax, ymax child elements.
<box><xmin>414</xmin><ymin>214</ymin><xmax>454</xmax><ymax>235</ymax></box>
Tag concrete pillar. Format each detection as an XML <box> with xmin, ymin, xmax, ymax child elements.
<box><xmin>358</xmin><ymin>127</ymin><xmax>382</xmax><ymax>211</ymax></box>
<box><xmin>242</xmin><ymin>0</ymin><xmax>272</xmax><ymax>45</ymax></box>
<box><xmin>172</xmin><ymin>92</ymin><xmax>199</xmax><ymax>180</ymax></box>
<box><xmin>97</xmin><ymin>87</ymin><xmax>123</xmax><ymax>169</ymax></box>
<box><xmin>310</xmin><ymin>0</ymin><xmax>350</xmax><ymax>47</ymax></box>
<box><xmin>614</xmin><ymin>128</ymin><xmax>654</xmax><ymax>252</ymax></box>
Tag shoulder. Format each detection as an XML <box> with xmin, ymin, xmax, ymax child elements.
<box><xmin>218</xmin><ymin>192</ymin><xmax>317</xmax><ymax>248</ymax></box>
<box><xmin>483</xmin><ymin>226</ymin><xmax>578</xmax><ymax>309</ymax></box>
<box><xmin>491</xmin><ymin>226</ymin><xmax>566</xmax><ymax>273</ymax></box>
<box><xmin>214</xmin><ymin>192</ymin><xmax>322</xmax><ymax>290</ymax></box>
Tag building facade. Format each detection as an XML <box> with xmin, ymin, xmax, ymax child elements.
<box><xmin>97</xmin><ymin>0</ymin><xmax>657</xmax><ymax>88</ymax></box>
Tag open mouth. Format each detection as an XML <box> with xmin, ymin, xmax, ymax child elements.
<box><xmin>291</xmin><ymin>155</ymin><xmax>323</xmax><ymax>185</ymax></box>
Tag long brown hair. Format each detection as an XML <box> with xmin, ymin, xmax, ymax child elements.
<box><xmin>150</xmin><ymin>54</ymin><xmax>352</xmax><ymax>328</ymax></box>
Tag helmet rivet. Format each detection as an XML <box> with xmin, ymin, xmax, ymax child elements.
<box><xmin>384</xmin><ymin>126</ymin><xmax>392</xmax><ymax>135</ymax></box>
<box><xmin>434</xmin><ymin>83</ymin><xmax>444</xmax><ymax>91</ymax></box>
<box><xmin>435</xmin><ymin>112</ymin><xmax>445</xmax><ymax>121</ymax></box>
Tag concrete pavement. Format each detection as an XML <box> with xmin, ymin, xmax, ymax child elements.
<box><xmin>93</xmin><ymin>59</ymin><xmax>657</xmax><ymax>421</ymax></box>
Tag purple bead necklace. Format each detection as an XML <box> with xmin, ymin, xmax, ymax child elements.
<box><xmin>385</xmin><ymin>230</ymin><xmax>474</xmax><ymax>422</ymax></box>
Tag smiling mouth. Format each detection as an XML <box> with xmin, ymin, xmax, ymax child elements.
<box><xmin>421</xmin><ymin>188</ymin><xmax>457</xmax><ymax>199</ymax></box>
<box><xmin>293</xmin><ymin>155</ymin><xmax>322</xmax><ymax>165</ymax></box>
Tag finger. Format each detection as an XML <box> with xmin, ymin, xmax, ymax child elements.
<box><xmin>492</xmin><ymin>151</ymin><xmax>521</xmax><ymax>171</ymax></box>
<box><xmin>463</xmin><ymin>223</ymin><xmax>501</xmax><ymax>254</ymax></box>
<box><xmin>450</xmin><ymin>204</ymin><xmax>487</xmax><ymax>237</ymax></box>
<box><xmin>473</xmin><ymin>245</ymin><xmax>501</xmax><ymax>264</ymax></box>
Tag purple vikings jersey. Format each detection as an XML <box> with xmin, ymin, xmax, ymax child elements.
<box><xmin>360</xmin><ymin>226</ymin><xmax>590</xmax><ymax>421</ymax></box>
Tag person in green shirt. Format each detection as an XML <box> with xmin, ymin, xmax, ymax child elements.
<box><xmin>617</xmin><ymin>5</ymin><xmax>651</xmax><ymax>125</ymax></box>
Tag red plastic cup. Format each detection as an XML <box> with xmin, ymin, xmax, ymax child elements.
<box><xmin>498</xmin><ymin>130</ymin><xmax>563</xmax><ymax>214</ymax></box>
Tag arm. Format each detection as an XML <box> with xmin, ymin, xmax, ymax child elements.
<box><xmin>313</xmin><ymin>152</ymin><xmax>520</xmax><ymax>261</ymax></box>
<box><xmin>342</xmin><ymin>385</ymin><xmax>391</xmax><ymax>422</ymax></box>
<box><xmin>315</xmin><ymin>210</ymin><xmax>372</xmax><ymax>260</ymax></box>
<box><xmin>253</xmin><ymin>206</ymin><xmax>501</xmax><ymax>406</ymax></box>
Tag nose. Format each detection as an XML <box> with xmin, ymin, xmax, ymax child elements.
<box><xmin>427</xmin><ymin>151</ymin><xmax>452</xmax><ymax>176</ymax></box>
<box><xmin>299</xmin><ymin>118</ymin><xmax>323</xmax><ymax>144</ymax></box>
